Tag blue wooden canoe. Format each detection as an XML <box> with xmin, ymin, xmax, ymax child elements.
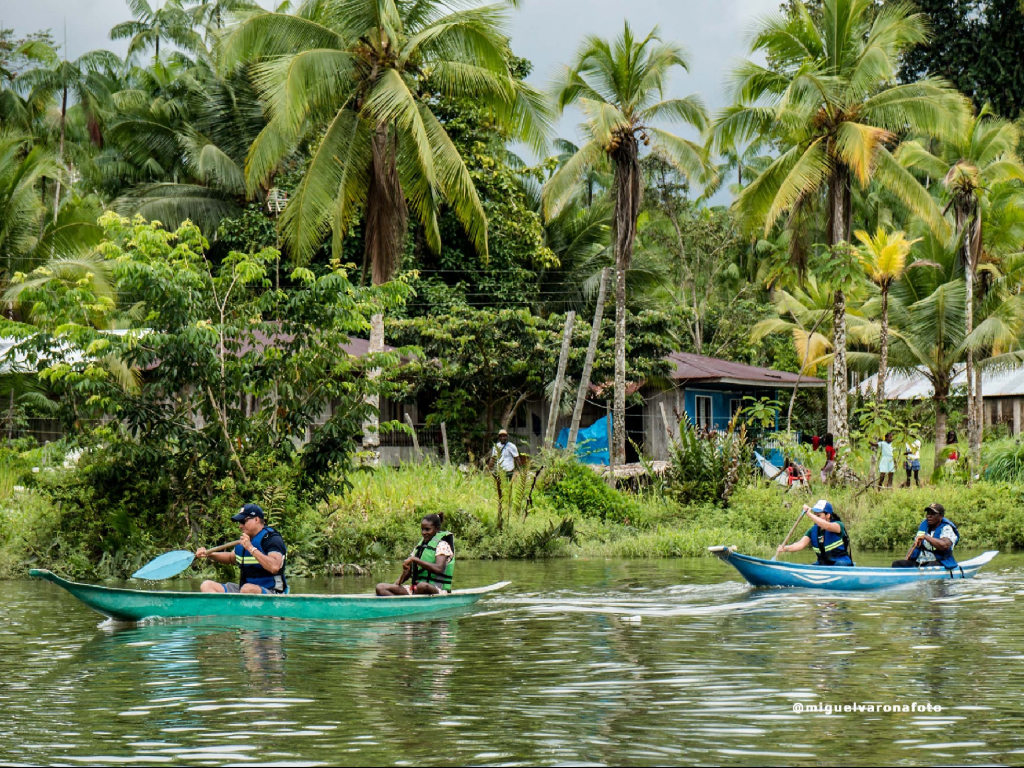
<box><xmin>709</xmin><ymin>546</ymin><xmax>999</xmax><ymax>590</ymax></box>
<box><xmin>30</xmin><ymin>569</ymin><xmax>509</xmax><ymax>622</ymax></box>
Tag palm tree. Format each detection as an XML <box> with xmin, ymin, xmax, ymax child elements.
<box><xmin>0</xmin><ymin>132</ymin><xmax>59</xmax><ymax>276</ymax></box>
<box><xmin>17</xmin><ymin>46</ymin><xmax>121</xmax><ymax>212</ymax></box>
<box><xmin>855</xmin><ymin>227</ymin><xmax>918</xmax><ymax>403</ymax></box>
<box><xmin>864</xmin><ymin>232</ymin><xmax>965</xmax><ymax>471</ymax></box>
<box><xmin>221</xmin><ymin>0</ymin><xmax>550</xmax><ymax>460</ymax></box>
<box><xmin>711</xmin><ymin>0</ymin><xmax>969</xmax><ymax>444</ymax></box>
<box><xmin>545</xmin><ymin>22</ymin><xmax>710</xmax><ymax>464</ymax></box>
<box><xmin>111</xmin><ymin>0</ymin><xmax>203</xmax><ymax>61</ymax></box>
<box><xmin>897</xmin><ymin>106</ymin><xmax>1024</xmax><ymax>466</ymax></box>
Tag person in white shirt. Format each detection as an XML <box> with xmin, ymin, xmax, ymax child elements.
<box><xmin>902</xmin><ymin>437</ymin><xmax>922</xmax><ymax>488</ymax></box>
<box><xmin>489</xmin><ymin>429</ymin><xmax>519</xmax><ymax>479</ymax></box>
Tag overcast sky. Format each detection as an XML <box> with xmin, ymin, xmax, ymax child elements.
<box><xmin>4</xmin><ymin>0</ymin><xmax>778</xmax><ymax>197</ymax></box>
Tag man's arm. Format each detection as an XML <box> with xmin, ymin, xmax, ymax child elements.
<box><xmin>240</xmin><ymin>533</ymin><xmax>284</xmax><ymax>573</ymax></box>
<box><xmin>919</xmin><ymin>534</ymin><xmax>953</xmax><ymax>552</ymax></box>
<box><xmin>196</xmin><ymin>548</ymin><xmax>237</xmax><ymax>565</ymax></box>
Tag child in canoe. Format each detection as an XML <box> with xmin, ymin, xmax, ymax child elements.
<box><xmin>376</xmin><ymin>513</ymin><xmax>455</xmax><ymax>596</ymax></box>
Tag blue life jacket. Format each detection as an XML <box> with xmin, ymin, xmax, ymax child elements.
<box><xmin>912</xmin><ymin>517</ymin><xmax>959</xmax><ymax>569</ymax></box>
<box><xmin>809</xmin><ymin>522</ymin><xmax>853</xmax><ymax>566</ymax></box>
<box><xmin>235</xmin><ymin>526</ymin><xmax>287</xmax><ymax>592</ymax></box>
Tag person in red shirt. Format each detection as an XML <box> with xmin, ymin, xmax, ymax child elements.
<box><xmin>819</xmin><ymin>432</ymin><xmax>836</xmax><ymax>483</ymax></box>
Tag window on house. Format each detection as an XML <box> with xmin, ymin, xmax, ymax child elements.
<box><xmin>695</xmin><ymin>396</ymin><xmax>713</xmax><ymax>430</ymax></box>
<box><xmin>730</xmin><ymin>399</ymin><xmax>743</xmax><ymax>420</ymax></box>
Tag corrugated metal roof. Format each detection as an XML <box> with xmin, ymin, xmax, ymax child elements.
<box><xmin>666</xmin><ymin>351</ymin><xmax>825</xmax><ymax>388</ymax></box>
<box><xmin>856</xmin><ymin>366</ymin><xmax>1024</xmax><ymax>398</ymax></box>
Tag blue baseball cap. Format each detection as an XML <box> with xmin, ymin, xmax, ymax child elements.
<box><xmin>231</xmin><ymin>503</ymin><xmax>265</xmax><ymax>522</ymax></box>
<box><xmin>812</xmin><ymin>499</ymin><xmax>834</xmax><ymax>515</ymax></box>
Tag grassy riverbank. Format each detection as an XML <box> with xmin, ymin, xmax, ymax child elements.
<box><xmin>1</xmin><ymin>454</ymin><xmax>1023</xmax><ymax>580</ymax></box>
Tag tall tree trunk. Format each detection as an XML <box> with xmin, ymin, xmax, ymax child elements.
<box><xmin>831</xmin><ymin>289</ymin><xmax>849</xmax><ymax>443</ymax></box>
<box><xmin>360</xmin><ymin>126</ymin><xmax>408</xmax><ymax>465</ymax></box>
<box><xmin>611</xmin><ymin>134</ymin><xmax>641</xmax><ymax>466</ymax></box>
<box><xmin>975</xmin><ymin>363</ymin><xmax>984</xmax><ymax>462</ymax></box>
<box><xmin>877</xmin><ymin>288</ymin><xmax>889</xmax><ymax>403</ymax></box>
<box><xmin>53</xmin><ymin>86</ymin><xmax>67</xmax><ymax>219</ymax></box>
<box><xmin>827</xmin><ymin>165</ymin><xmax>852</xmax><ymax>444</ymax></box>
<box><xmin>964</xmin><ymin>211</ymin><xmax>982</xmax><ymax>468</ymax></box>
<box><xmin>155</xmin><ymin>35</ymin><xmax>160</xmax><ymax>59</ymax></box>
<box><xmin>934</xmin><ymin>392</ymin><xmax>948</xmax><ymax>474</ymax></box>
<box><xmin>568</xmin><ymin>268</ymin><xmax>609</xmax><ymax>452</ymax></box>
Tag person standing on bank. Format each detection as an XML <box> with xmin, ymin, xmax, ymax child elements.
<box><xmin>903</xmin><ymin>435</ymin><xmax>923</xmax><ymax>488</ymax></box>
<box><xmin>871</xmin><ymin>431</ymin><xmax>896</xmax><ymax>488</ymax></box>
<box><xmin>819</xmin><ymin>432</ymin><xmax>836</xmax><ymax>484</ymax></box>
<box><xmin>197</xmin><ymin>504</ymin><xmax>288</xmax><ymax>594</ymax></box>
<box><xmin>777</xmin><ymin>499</ymin><xmax>854</xmax><ymax>566</ymax></box>
<box><xmin>489</xmin><ymin>428</ymin><xmax>519</xmax><ymax>480</ymax></box>
<box><xmin>891</xmin><ymin>503</ymin><xmax>959</xmax><ymax>569</ymax></box>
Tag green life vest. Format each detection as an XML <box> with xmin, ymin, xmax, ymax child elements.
<box><xmin>411</xmin><ymin>531</ymin><xmax>455</xmax><ymax>591</ymax></box>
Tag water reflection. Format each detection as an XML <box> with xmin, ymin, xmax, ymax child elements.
<box><xmin>4</xmin><ymin>555</ymin><xmax>1024</xmax><ymax>766</ymax></box>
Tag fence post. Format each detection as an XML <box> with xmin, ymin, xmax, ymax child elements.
<box><xmin>545</xmin><ymin>311</ymin><xmax>576</xmax><ymax>449</ymax></box>
<box><xmin>403</xmin><ymin>413</ymin><xmax>423</xmax><ymax>462</ymax></box>
<box><xmin>568</xmin><ymin>267</ymin><xmax>609</xmax><ymax>452</ymax></box>
<box><xmin>440</xmin><ymin>421</ymin><xmax>450</xmax><ymax>465</ymax></box>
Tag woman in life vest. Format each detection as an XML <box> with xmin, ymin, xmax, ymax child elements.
<box><xmin>891</xmin><ymin>503</ymin><xmax>959</xmax><ymax>569</ymax></box>
<box><xmin>375</xmin><ymin>513</ymin><xmax>455</xmax><ymax>596</ymax></box>
<box><xmin>776</xmin><ymin>499</ymin><xmax>853</xmax><ymax>566</ymax></box>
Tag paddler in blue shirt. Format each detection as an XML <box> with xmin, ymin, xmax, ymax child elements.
<box><xmin>196</xmin><ymin>504</ymin><xmax>288</xmax><ymax>594</ymax></box>
<box><xmin>776</xmin><ymin>499</ymin><xmax>854</xmax><ymax>566</ymax></box>
<box><xmin>891</xmin><ymin>503</ymin><xmax>959</xmax><ymax>569</ymax></box>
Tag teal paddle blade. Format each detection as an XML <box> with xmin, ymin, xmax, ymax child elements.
<box><xmin>132</xmin><ymin>550</ymin><xmax>195</xmax><ymax>580</ymax></box>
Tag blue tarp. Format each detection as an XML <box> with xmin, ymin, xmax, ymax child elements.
<box><xmin>555</xmin><ymin>415</ymin><xmax>611</xmax><ymax>465</ymax></box>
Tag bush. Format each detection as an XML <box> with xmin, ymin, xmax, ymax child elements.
<box><xmin>538</xmin><ymin>457</ymin><xmax>641</xmax><ymax>523</ymax></box>
<box><xmin>664</xmin><ymin>417</ymin><xmax>751</xmax><ymax>507</ymax></box>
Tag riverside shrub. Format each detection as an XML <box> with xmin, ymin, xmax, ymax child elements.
<box><xmin>538</xmin><ymin>458</ymin><xmax>641</xmax><ymax>523</ymax></box>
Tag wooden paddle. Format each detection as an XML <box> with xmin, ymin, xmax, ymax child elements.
<box><xmin>771</xmin><ymin>507</ymin><xmax>807</xmax><ymax>561</ymax></box>
<box><xmin>132</xmin><ymin>540</ymin><xmax>240</xmax><ymax>581</ymax></box>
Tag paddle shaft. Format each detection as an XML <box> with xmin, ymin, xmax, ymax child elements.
<box><xmin>201</xmin><ymin>540</ymin><xmax>242</xmax><ymax>556</ymax></box>
<box><xmin>772</xmin><ymin>509</ymin><xmax>807</xmax><ymax>561</ymax></box>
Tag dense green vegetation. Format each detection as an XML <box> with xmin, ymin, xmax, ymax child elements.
<box><xmin>2</xmin><ymin>0</ymin><xmax>1024</xmax><ymax>578</ymax></box>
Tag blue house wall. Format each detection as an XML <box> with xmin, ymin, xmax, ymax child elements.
<box><xmin>681</xmin><ymin>386</ymin><xmax>780</xmax><ymax>431</ymax></box>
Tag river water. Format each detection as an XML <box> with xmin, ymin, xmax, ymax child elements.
<box><xmin>4</xmin><ymin>553</ymin><xmax>1024</xmax><ymax>766</ymax></box>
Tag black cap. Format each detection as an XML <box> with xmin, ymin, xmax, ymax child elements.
<box><xmin>231</xmin><ymin>503</ymin><xmax>265</xmax><ymax>522</ymax></box>
<box><xmin>924</xmin><ymin>503</ymin><xmax>945</xmax><ymax>516</ymax></box>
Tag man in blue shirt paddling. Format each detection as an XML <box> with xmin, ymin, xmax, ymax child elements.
<box><xmin>776</xmin><ymin>499</ymin><xmax>854</xmax><ymax>566</ymax></box>
<box><xmin>891</xmin><ymin>503</ymin><xmax>959</xmax><ymax>569</ymax></box>
<box><xmin>196</xmin><ymin>504</ymin><xmax>288</xmax><ymax>594</ymax></box>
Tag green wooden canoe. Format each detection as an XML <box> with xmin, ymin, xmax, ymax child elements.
<box><xmin>30</xmin><ymin>569</ymin><xmax>510</xmax><ymax>622</ymax></box>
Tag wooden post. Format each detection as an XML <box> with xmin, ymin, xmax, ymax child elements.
<box><xmin>568</xmin><ymin>268</ymin><xmax>609</xmax><ymax>453</ymax></box>
<box><xmin>1014</xmin><ymin>399</ymin><xmax>1021</xmax><ymax>436</ymax></box>
<box><xmin>606</xmin><ymin>399</ymin><xmax>615</xmax><ymax>487</ymax></box>
<box><xmin>440</xmin><ymin>421</ymin><xmax>450</xmax><ymax>465</ymax></box>
<box><xmin>659</xmin><ymin>400</ymin><xmax>674</xmax><ymax>443</ymax></box>
<box><xmin>545</xmin><ymin>311</ymin><xmax>576</xmax><ymax>449</ymax></box>
<box><xmin>404</xmin><ymin>413</ymin><xmax>423</xmax><ymax>461</ymax></box>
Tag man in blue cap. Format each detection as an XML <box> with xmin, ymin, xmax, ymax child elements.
<box><xmin>776</xmin><ymin>499</ymin><xmax>854</xmax><ymax>566</ymax></box>
<box><xmin>197</xmin><ymin>504</ymin><xmax>288</xmax><ymax>594</ymax></box>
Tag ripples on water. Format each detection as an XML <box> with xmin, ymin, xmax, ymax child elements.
<box><xmin>3</xmin><ymin>554</ymin><xmax>1024</xmax><ymax>766</ymax></box>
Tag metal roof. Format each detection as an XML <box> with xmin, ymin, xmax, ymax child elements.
<box><xmin>856</xmin><ymin>366</ymin><xmax>1024</xmax><ymax>399</ymax></box>
<box><xmin>666</xmin><ymin>351</ymin><xmax>826</xmax><ymax>389</ymax></box>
